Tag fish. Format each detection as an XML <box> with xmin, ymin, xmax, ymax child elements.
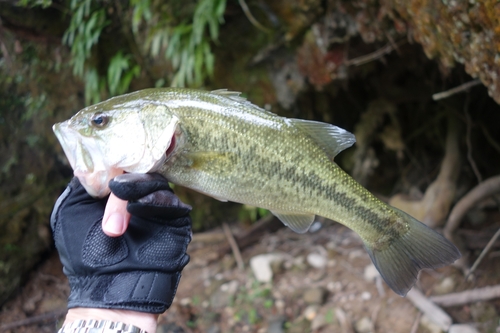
<box><xmin>53</xmin><ymin>88</ymin><xmax>460</xmax><ymax>296</ymax></box>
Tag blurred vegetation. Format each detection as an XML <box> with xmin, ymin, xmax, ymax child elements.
<box><xmin>1</xmin><ymin>0</ymin><xmax>500</xmax><ymax>308</ymax></box>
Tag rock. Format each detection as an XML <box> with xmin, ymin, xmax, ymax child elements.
<box><xmin>307</xmin><ymin>252</ymin><xmax>327</xmax><ymax>269</ymax></box>
<box><xmin>270</xmin><ymin>258</ymin><xmax>284</xmax><ymax>275</ymax></box>
<box><xmin>304</xmin><ymin>305</ymin><xmax>319</xmax><ymax>321</ymax></box>
<box><xmin>311</xmin><ymin>308</ymin><xmax>342</xmax><ymax>332</ymax></box>
<box><xmin>210</xmin><ymin>289</ymin><xmax>231</xmax><ymax>308</ymax></box>
<box><xmin>420</xmin><ymin>315</ymin><xmax>445</xmax><ymax>333</ymax></box>
<box><xmin>220</xmin><ymin>280</ymin><xmax>239</xmax><ymax>294</ymax></box>
<box><xmin>311</xmin><ymin>308</ymin><xmax>336</xmax><ymax>331</ymax></box>
<box><xmin>363</xmin><ymin>264</ymin><xmax>379</xmax><ymax>282</ymax></box>
<box><xmin>206</xmin><ymin>325</ymin><xmax>221</xmax><ymax>333</ymax></box>
<box><xmin>434</xmin><ymin>277</ymin><xmax>456</xmax><ymax>295</ymax></box>
<box><xmin>250</xmin><ymin>254</ymin><xmax>284</xmax><ymax>283</ymax></box>
<box><xmin>360</xmin><ymin>291</ymin><xmax>371</xmax><ymax>301</ymax></box>
<box><xmin>354</xmin><ymin>316</ymin><xmax>373</xmax><ymax>333</ymax></box>
<box><xmin>470</xmin><ymin>302</ymin><xmax>498</xmax><ymax>323</ymax></box>
<box><xmin>448</xmin><ymin>324</ymin><xmax>479</xmax><ymax>333</ymax></box>
<box><xmin>288</xmin><ymin>256</ymin><xmax>307</xmax><ymax>271</ymax></box>
<box><xmin>468</xmin><ymin>303</ymin><xmax>499</xmax><ymax>332</ymax></box>
<box><xmin>287</xmin><ymin>318</ymin><xmax>310</xmax><ymax>333</ymax></box>
<box><xmin>303</xmin><ymin>287</ymin><xmax>327</xmax><ymax>305</ymax></box>
<box><xmin>267</xmin><ymin>315</ymin><xmax>286</xmax><ymax>333</ymax></box>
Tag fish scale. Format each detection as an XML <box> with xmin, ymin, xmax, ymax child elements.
<box><xmin>53</xmin><ymin>88</ymin><xmax>461</xmax><ymax>296</ymax></box>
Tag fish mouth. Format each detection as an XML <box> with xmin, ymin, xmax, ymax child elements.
<box><xmin>53</xmin><ymin>122</ymin><xmax>120</xmax><ymax>197</ymax></box>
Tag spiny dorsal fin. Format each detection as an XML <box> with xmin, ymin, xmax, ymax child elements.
<box><xmin>289</xmin><ymin>119</ymin><xmax>356</xmax><ymax>159</ymax></box>
<box><xmin>211</xmin><ymin>89</ymin><xmax>275</xmax><ymax>116</ymax></box>
<box><xmin>211</xmin><ymin>89</ymin><xmax>248</xmax><ymax>103</ymax></box>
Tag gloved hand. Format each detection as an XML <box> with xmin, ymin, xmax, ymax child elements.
<box><xmin>50</xmin><ymin>173</ymin><xmax>192</xmax><ymax>314</ymax></box>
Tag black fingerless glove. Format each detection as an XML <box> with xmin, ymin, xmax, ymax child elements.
<box><xmin>50</xmin><ymin>173</ymin><xmax>192</xmax><ymax>314</ymax></box>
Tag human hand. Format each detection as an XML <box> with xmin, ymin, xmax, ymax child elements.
<box><xmin>51</xmin><ymin>174</ymin><xmax>192</xmax><ymax>316</ymax></box>
<box><xmin>102</xmin><ymin>193</ymin><xmax>130</xmax><ymax>236</ymax></box>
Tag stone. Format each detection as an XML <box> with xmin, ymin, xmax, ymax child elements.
<box><xmin>420</xmin><ymin>315</ymin><xmax>445</xmax><ymax>333</ymax></box>
<box><xmin>210</xmin><ymin>289</ymin><xmax>230</xmax><ymax>308</ymax></box>
<box><xmin>433</xmin><ymin>277</ymin><xmax>456</xmax><ymax>295</ymax></box>
<box><xmin>287</xmin><ymin>318</ymin><xmax>310</xmax><ymax>333</ymax></box>
<box><xmin>303</xmin><ymin>287</ymin><xmax>327</xmax><ymax>305</ymax></box>
<box><xmin>360</xmin><ymin>291</ymin><xmax>371</xmax><ymax>301</ymax></box>
<box><xmin>306</xmin><ymin>252</ymin><xmax>327</xmax><ymax>269</ymax></box>
<box><xmin>267</xmin><ymin>315</ymin><xmax>286</xmax><ymax>333</ymax></box>
<box><xmin>250</xmin><ymin>254</ymin><xmax>284</xmax><ymax>283</ymax></box>
<box><xmin>220</xmin><ymin>280</ymin><xmax>239</xmax><ymax>294</ymax></box>
<box><xmin>206</xmin><ymin>326</ymin><xmax>221</xmax><ymax>333</ymax></box>
<box><xmin>354</xmin><ymin>316</ymin><xmax>373</xmax><ymax>333</ymax></box>
<box><xmin>304</xmin><ymin>305</ymin><xmax>319</xmax><ymax>321</ymax></box>
<box><xmin>363</xmin><ymin>264</ymin><xmax>379</xmax><ymax>282</ymax></box>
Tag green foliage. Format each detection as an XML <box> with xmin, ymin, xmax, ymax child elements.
<box><xmin>146</xmin><ymin>0</ymin><xmax>226</xmax><ymax>87</ymax></box>
<box><xmin>17</xmin><ymin>0</ymin><xmax>52</xmax><ymax>8</ymax></box>
<box><xmin>62</xmin><ymin>0</ymin><xmax>109</xmax><ymax>104</ymax></box>
<box><xmin>58</xmin><ymin>0</ymin><xmax>226</xmax><ymax>104</ymax></box>
<box><xmin>229</xmin><ymin>280</ymin><xmax>274</xmax><ymax>326</ymax></box>
<box><xmin>107</xmin><ymin>52</ymin><xmax>140</xmax><ymax>96</ymax></box>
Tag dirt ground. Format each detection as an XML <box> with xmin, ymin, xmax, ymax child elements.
<box><xmin>1</xmin><ymin>218</ymin><xmax>499</xmax><ymax>333</ymax></box>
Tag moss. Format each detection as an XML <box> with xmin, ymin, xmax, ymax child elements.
<box><xmin>384</xmin><ymin>0</ymin><xmax>500</xmax><ymax>103</ymax></box>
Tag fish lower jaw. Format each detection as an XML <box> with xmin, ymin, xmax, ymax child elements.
<box><xmin>74</xmin><ymin>168</ymin><xmax>124</xmax><ymax>198</ymax></box>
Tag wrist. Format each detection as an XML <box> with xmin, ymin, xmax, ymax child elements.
<box><xmin>64</xmin><ymin>308</ymin><xmax>158</xmax><ymax>333</ymax></box>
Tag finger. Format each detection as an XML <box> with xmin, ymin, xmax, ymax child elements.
<box><xmin>102</xmin><ymin>193</ymin><xmax>130</xmax><ymax>237</ymax></box>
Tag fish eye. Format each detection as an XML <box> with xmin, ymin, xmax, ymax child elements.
<box><xmin>91</xmin><ymin>112</ymin><xmax>109</xmax><ymax>128</ymax></box>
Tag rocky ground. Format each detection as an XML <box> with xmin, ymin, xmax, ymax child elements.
<box><xmin>1</xmin><ymin>219</ymin><xmax>499</xmax><ymax>333</ymax></box>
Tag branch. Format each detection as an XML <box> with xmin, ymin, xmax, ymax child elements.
<box><xmin>237</xmin><ymin>0</ymin><xmax>271</xmax><ymax>33</ymax></box>
<box><xmin>406</xmin><ymin>289</ymin><xmax>452</xmax><ymax>332</ymax></box>
<box><xmin>429</xmin><ymin>285</ymin><xmax>500</xmax><ymax>307</ymax></box>
<box><xmin>344</xmin><ymin>40</ymin><xmax>406</xmax><ymax>67</ymax></box>
<box><xmin>444</xmin><ymin>175</ymin><xmax>500</xmax><ymax>240</ymax></box>
<box><xmin>432</xmin><ymin>79</ymin><xmax>482</xmax><ymax>101</ymax></box>
<box><xmin>222</xmin><ymin>222</ymin><xmax>245</xmax><ymax>271</ymax></box>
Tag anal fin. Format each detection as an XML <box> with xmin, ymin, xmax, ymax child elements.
<box><xmin>270</xmin><ymin>211</ymin><xmax>315</xmax><ymax>233</ymax></box>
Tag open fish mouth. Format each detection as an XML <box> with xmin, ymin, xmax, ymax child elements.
<box><xmin>53</xmin><ymin>122</ymin><xmax>122</xmax><ymax>197</ymax></box>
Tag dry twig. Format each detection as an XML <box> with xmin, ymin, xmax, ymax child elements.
<box><xmin>344</xmin><ymin>40</ymin><xmax>406</xmax><ymax>67</ymax></box>
<box><xmin>432</xmin><ymin>79</ymin><xmax>482</xmax><ymax>100</ymax></box>
<box><xmin>429</xmin><ymin>284</ymin><xmax>500</xmax><ymax>307</ymax></box>
<box><xmin>409</xmin><ymin>312</ymin><xmax>422</xmax><ymax>333</ymax></box>
<box><xmin>466</xmin><ymin>227</ymin><xmax>500</xmax><ymax>279</ymax></box>
<box><xmin>406</xmin><ymin>288</ymin><xmax>452</xmax><ymax>332</ymax></box>
<box><xmin>444</xmin><ymin>175</ymin><xmax>500</xmax><ymax>240</ymax></box>
<box><xmin>335</xmin><ymin>307</ymin><xmax>354</xmax><ymax>333</ymax></box>
<box><xmin>222</xmin><ymin>223</ymin><xmax>245</xmax><ymax>271</ymax></box>
<box><xmin>237</xmin><ymin>0</ymin><xmax>271</xmax><ymax>33</ymax></box>
<box><xmin>215</xmin><ymin>214</ymin><xmax>281</xmax><ymax>260</ymax></box>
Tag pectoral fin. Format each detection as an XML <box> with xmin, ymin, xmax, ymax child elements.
<box><xmin>270</xmin><ymin>210</ymin><xmax>315</xmax><ymax>233</ymax></box>
<box><xmin>185</xmin><ymin>151</ymin><xmax>236</xmax><ymax>170</ymax></box>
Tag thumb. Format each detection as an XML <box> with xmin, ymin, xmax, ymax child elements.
<box><xmin>102</xmin><ymin>193</ymin><xmax>130</xmax><ymax>237</ymax></box>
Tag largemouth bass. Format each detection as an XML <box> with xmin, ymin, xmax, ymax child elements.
<box><xmin>53</xmin><ymin>88</ymin><xmax>460</xmax><ymax>296</ymax></box>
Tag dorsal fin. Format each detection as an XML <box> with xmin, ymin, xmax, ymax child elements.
<box><xmin>211</xmin><ymin>89</ymin><xmax>248</xmax><ymax>103</ymax></box>
<box><xmin>211</xmin><ymin>89</ymin><xmax>275</xmax><ymax>116</ymax></box>
<box><xmin>289</xmin><ymin>119</ymin><xmax>356</xmax><ymax>159</ymax></box>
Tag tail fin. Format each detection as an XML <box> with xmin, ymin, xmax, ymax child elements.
<box><xmin>364</xmin><ymin>207</ymin><xmax>461</xmax><ymax>296</ymax></box>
